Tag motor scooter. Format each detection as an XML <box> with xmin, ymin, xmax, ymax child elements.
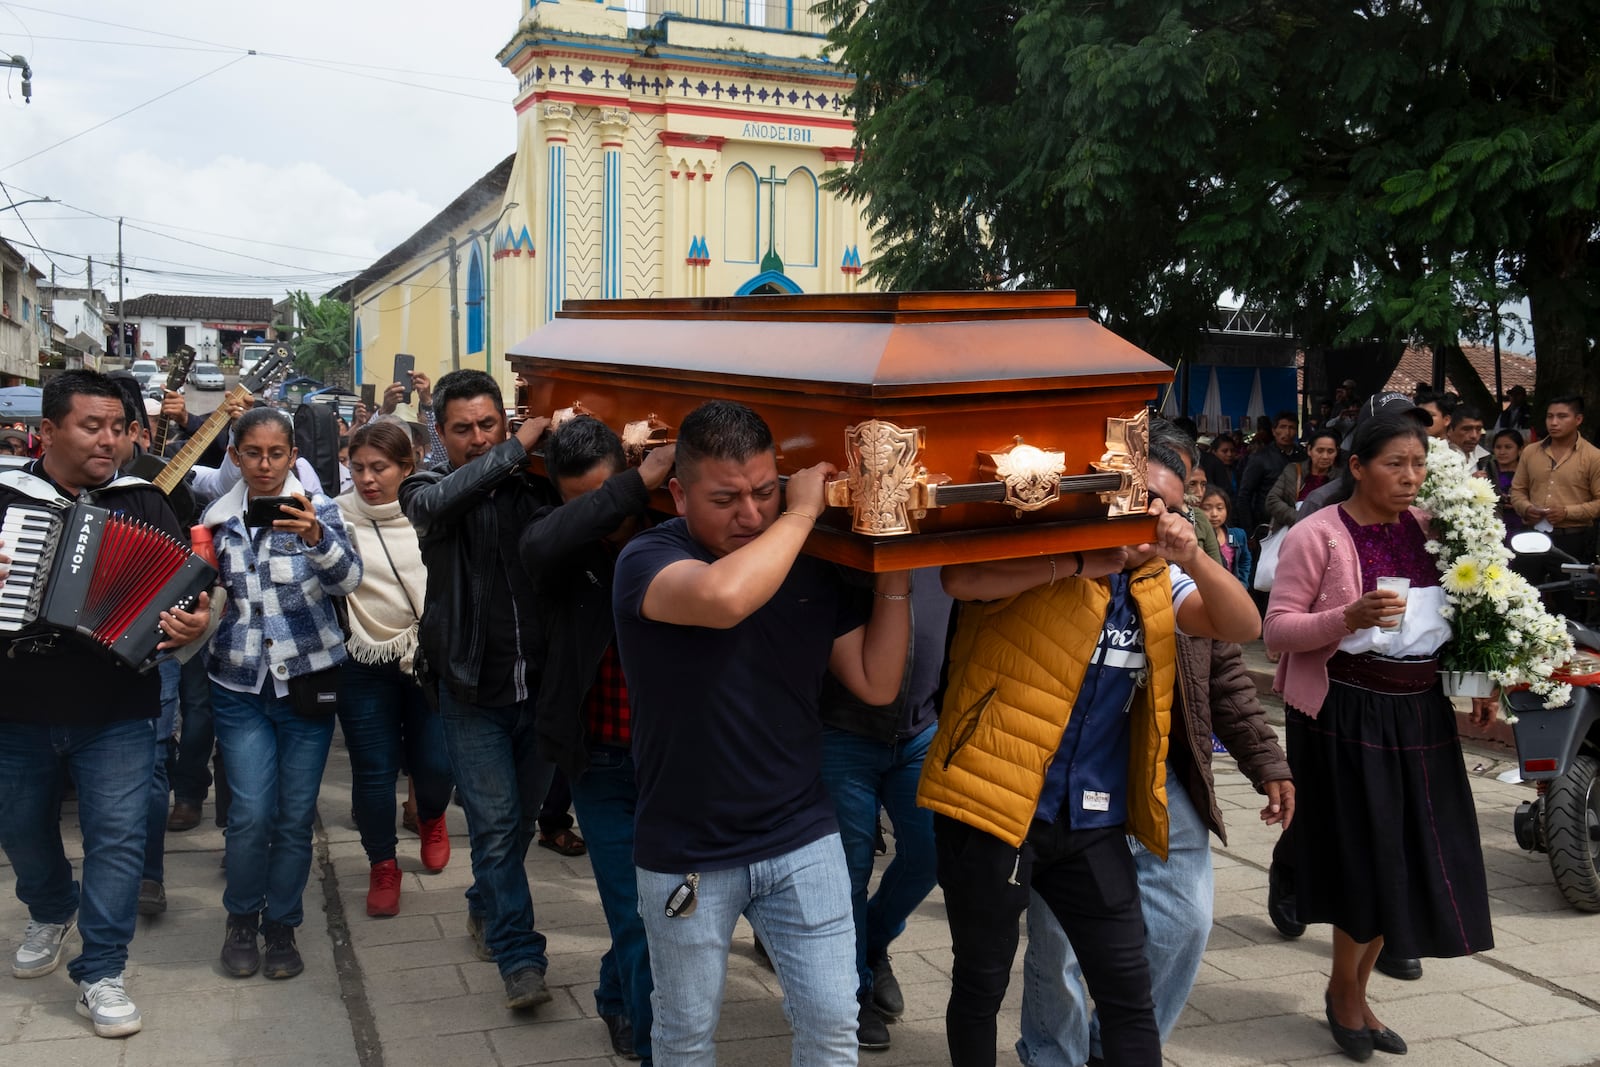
<box><xmin>1506</xmin><ymin>531</ymin><xmax>1600</xmax><ymax>911</ymax></box>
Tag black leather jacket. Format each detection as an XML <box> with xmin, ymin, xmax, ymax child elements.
<box><xmin>399</xmin><ymin>438</ymin><xmax>556</xmax><ymax>706</ymax></box>
<box><xmin>519</xmin><ymin>467</ymin><xmax>652</xmax><ymax>780</ymax></box>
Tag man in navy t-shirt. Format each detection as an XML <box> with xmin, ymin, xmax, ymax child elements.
<box><xmin>613</xmin><ymin>400</ymin><xmax>911</xmax><ymax>1066</ymax></box>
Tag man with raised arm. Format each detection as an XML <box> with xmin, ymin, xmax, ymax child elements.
<box><xmin>612</xmin><ymin>400</ymin><xmax>911</xmax><ymax>1066</ymax></box>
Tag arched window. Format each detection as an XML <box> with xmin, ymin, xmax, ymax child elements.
<box><xmin>724</xmin><ymin>163</ymin><xmax>759</xmax><ymax>263</ymax></box>
<box><xmin>466</xmin><ymin>243</ymin><xmax>486</xmax><ymax>355</ymax></box>
<box><xmin>783</xmin><ymin>167</ymin><xmax>818</xmax><ymax>267</ymax></box>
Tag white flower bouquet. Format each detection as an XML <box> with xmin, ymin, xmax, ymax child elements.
<box><xmin>1417</xmin><ymin>438</ymin><xmax>1575</xmax><ymax>709</ymax></box>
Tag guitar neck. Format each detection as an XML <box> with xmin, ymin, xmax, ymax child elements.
<box><xmin>151</xmin><ymin>415</ymin><xmax>176</xmax><ymax>455</ymax></box>
<box><xmin>152</xmin><ymin>386</ymin><xmax>249</xmax><ymax>495</ymax></box>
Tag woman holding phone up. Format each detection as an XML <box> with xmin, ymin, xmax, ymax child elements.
<box><xmin>202</xmin><ymin>408</ymin><xmax>362</xmax><ymax>981</ymax></box>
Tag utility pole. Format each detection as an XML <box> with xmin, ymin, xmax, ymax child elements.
<box><xmin>116</xmin><ymin>218</ymin><xmax>125</xmax><ymax>363</ymax></box>
<box><xmin>86</xmin><ymin>255</ymin><xmax>93</xmax><ymax>293</ymax></box>
<box><xmin>448</xmin><ymin>235</ymin><xmax>461</xmax><ymax>371</ymax></box>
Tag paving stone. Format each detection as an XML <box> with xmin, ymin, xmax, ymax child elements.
<box><xmin>1463</xmin><ymin>1016</ymin><xmax>1600</xmax><ymax>1067</ymax></box>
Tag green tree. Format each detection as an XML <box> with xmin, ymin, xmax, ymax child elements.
<box><xmin>822</xmin><ymin>0</ymin><xmax>1600</xmax><ymax>410</ymax></box>
<box><xmin>277</xmin><ymin>291</ymin><xmax>351</xmax><ymax>384</ymax></box>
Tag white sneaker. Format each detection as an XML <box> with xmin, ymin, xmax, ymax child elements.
<box><xmin>13</xmin><ymin>918</ymin><xmax>75</xmax><ymax>978</ymax></box>
<box><xmin>76</xmin><ymin>974</ymin><xmax>142</xmax><ymax>1038</ymax></box>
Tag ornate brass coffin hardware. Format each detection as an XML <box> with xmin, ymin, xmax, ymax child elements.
<box><xmin>622</xmin><ymin>414</ymin><xmax>675</xmax><ymax>465</ymax></box>
<box><xmin>825</xmin><ymin>417</ymin><xmax>1150</xmax><ymax>535</ymax></box>
<box><xmin>825</xmin><ymin>419</ymin><xmax>937</xmax><ymax>536</ymax></box>
<box><xmin>979</xmin><ymin>437</ymin><xmax>1067</xmax><ymax>514</ymax></box>
<box><xmin>1091</xmin><ymin>409</ymin><xmax>1151</xmax><ymax>517</ymax></box>
<box><xmin>551</xmin><ymin>401</ymin><xmax>593</xmax><ymax>430</ymax></box>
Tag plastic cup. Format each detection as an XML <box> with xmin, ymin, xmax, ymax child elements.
<box><xmin>1375</xmin><ymin>576</ymin><xmax>1410</xmax><ymax>631</ymax></box>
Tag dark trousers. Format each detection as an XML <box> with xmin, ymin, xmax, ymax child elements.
<box><xmin>935</xmin><ymin>814</ymin><xmax>1159</xmax><ymax>1067</ymax></box>
<box><xmin>168</xmin><ymin>652</ymin><xmax>215</xmax><ymax>805</ymax></box>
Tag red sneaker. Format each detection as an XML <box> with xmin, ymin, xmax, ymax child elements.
<box><xmin>367</xmin><ymin>860</ymin><xmax>401</xmax><ymax>918</ymax></box>
<box><xmin>418</xmin><ymin>814</ymin><xmax>451</xmax><ymax>873</ymax></box>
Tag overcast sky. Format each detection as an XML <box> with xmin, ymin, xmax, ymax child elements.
<box><xmin>0</xmin><ymin>1</ymin><xmax>516</xmax><ymax>302</ymax></box>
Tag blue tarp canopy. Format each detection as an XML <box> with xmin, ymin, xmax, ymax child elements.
<box><xmin>0</xmin><ymin>385</ymin><xmax>42</xmax><ymax>421</ymax></box>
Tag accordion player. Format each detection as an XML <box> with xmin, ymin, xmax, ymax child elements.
<box><xmin>0</xmin><ymin>494</ymin><xmax>216</xmax><ymax>672</ymax></box>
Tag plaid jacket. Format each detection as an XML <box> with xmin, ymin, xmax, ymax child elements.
<box><xmin>202</xmin><ymin>473</ymin><xmax>362</xmax><ymax>688</ymax></box>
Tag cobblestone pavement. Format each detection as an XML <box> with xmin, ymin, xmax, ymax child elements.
<box><xmin>4</xmin><ymin>644</ymin><xmax>1600</xmax><ymax>1066</ymax></box>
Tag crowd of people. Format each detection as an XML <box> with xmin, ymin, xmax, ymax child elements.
<box><xmin>0</xmin><ymin>363</ymin><xmax>1593</xmax><ymax>1066</ymax></box>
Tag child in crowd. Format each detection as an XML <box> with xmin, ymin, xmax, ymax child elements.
<box><xmin>1201</xmin><ymin>486</ymin><xmax>1253</xmax><ymax>588</ymax></box>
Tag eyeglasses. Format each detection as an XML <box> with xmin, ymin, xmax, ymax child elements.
<box><xmin>238</xmin><ymin>448</ymin><xmax>291</xmax><ymax>465</ymax></box>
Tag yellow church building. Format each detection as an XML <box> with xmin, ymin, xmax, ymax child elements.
<box><xmin>334</xmin><ymin>0</ymin><xmax>877</xmax><ymax>396</ymax></box>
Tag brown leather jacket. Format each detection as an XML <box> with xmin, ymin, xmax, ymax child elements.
<box><xmin>1172</xmin><ymin>635</ymin><xmax>1289</xmax><ymax>846</ymax></box>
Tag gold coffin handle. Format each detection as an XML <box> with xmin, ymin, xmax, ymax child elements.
<box><xmin>1091</xmin><ymin>409</ymin><xmax>1151</xmax><ymax>517</ymax></box>
<box><xmin>979</xmin><ymin>437</ymin><xmax>1068</xmax><ymax>514</ymax></box>
<box><xmin>622</xmin><ymin>414</ymin><xmax>676</xmax><ymax>465</ymax></box>
<box><xmin>826</xmin><ymin>419</ymin><xmax>941</xmax><ymax>536</ymax></box>
<box><xmin>551</xmin><ymin>401</ymin><xmax>593</xmax><ymax>430</ymax></box>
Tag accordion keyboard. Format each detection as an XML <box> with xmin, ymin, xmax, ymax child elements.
<box><xmin>0</xmin><ymin>504</ymin><xmax>58</xmax><ymax>632</ymax></box>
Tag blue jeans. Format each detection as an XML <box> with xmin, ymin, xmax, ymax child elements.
<box><xmin>638</xmin><ymin>832</ymin><xmax>858</xmax><ymax>1066</ymax></box>
<box><xmin>143</xmin><ymin>659</ymin><xmax>182</xmax><ymax>885</ymax></box>
<box><xmin>437</xmin><ymin>689</ymin><xmax>553</xmax><ymax>979</ymax></box>
<box><xmin>570</xmin><ymin>745</ymin><xmax>653</xmax><ymax>1064</ymax></box>
<box><xmin>0</xmin><ymin>717</ymin><xmax>156</xmax><ymax>983</ymax></box>
<box><xmin>818</xmin><ymin>725</ymin><xmax>938</xmax><ymax>997</ymax></box>
<box><xmin>211</xmin><ymin>681</ymin><xmax>335</xmax><ymax>926</ymax></box>
<box><xmin>1017</xmin><ymin>764</ymin><xmax>1214</xmax><ymax>1066</ymax></box>
<box><xmin>169</xmin><ymin>651</ymin><xmax>215</xmax><ymax>804</ymax></box>
<box><xmin>338</xmin><ymin>659</ymin><xmax>453</xmax><ymax>864</ymax></box>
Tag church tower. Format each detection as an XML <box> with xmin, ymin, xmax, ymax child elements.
<box><xmin>491</xmin><ymin>0</ymin><xmax>875</xmax><ymax>352</ymax></box>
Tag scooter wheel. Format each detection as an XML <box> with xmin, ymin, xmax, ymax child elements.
<box><xmin>1545</xmin><ymin>753</ymin><xmax>1600</xmax><ymax>912</ymax></box>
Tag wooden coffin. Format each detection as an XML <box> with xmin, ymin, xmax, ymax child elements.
<box><xmin>506</xmin><ymin>291</ymin><xmax>1172</xmax><ymax>572</ymax></box>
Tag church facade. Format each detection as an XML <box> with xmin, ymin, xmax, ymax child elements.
<box><xmin>339</xmin><ymin>0</ymin><xmax>877</xmax><ymax>396</ymax></box>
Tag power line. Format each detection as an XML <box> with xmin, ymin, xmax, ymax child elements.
<box><xmin>1</xmin><ymin>55</ymin><xmax>248</xmax><ymax>173</ymax></box>
<box><xmin>0</xmin><ymin>178</ymin><xmax>56</xmax><ymax>273</ymax></box>
<box><xmin>0</xmin><ymin>29</ymin><xmax>510</xmax><ymax>86</ymax></box>
<box><xmin>0</xmin><ymin>194</ymin><xmax>382</xmax><ymax>261</ymax></box>
<box><xmin>0</xmin><ymin>5</ymin><xmax>510</xmax><ymax>84</ymax></box>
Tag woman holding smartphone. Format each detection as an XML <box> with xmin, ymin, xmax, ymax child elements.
<box><xmin>202</xmin><ymin>408</ymin><xmax>362</xmax><ymax>981</ymax></box>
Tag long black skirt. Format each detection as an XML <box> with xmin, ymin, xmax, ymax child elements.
<box><xmin>1286</xmin><ymin>681</ymin><xmax>1493</xmax><ymax>957</ymax></box>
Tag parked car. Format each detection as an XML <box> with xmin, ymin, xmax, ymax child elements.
<box><xmin>191</xmin><ymin>363</ymin><xmax>226</xmax><ymax>390</ymax></box>
<box><xmin>130</xmin><ymin>359</ymin><xmax>162</xmax><ymax>390</ymax></box>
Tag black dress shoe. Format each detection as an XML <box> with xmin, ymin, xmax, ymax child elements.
<box><xmin>1325</xmin><ymin>992</ymin><xmax>1374</xmax><ymax>1062</ymax></box>
<box><xmin>1370</xmin><ymin>1026</ymin><xmax>1408</xmax><ymax>1055</ymax></box>
<box><xmin>600</xmin><ymin>1012</ymin><xmax>639</xmax><ymax>1059</ymax></box>
<box><xmin>1267</xmin><ymin>862</ymin><xmax>1305</xmax><ymax>939</ymax></box>
<box><xmin>1374</xmin><ymin>947</ymin><xmax>1423</xmax><ymax>981</ymax></box>
<box><xmin>856</xmin><ymin>994</ymin><xmax>891</xmax><ymax>1052</ymax></box>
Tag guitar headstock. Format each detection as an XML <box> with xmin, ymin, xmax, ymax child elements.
<box><xmin>240</xmin><ymin>343</ymin><xmax>294</xmax><ymax>396</ymax></box>
<box><xmin>164</xmin><ymin>345</ymin><xmax>197</xmax><ymax>393</ymax></box>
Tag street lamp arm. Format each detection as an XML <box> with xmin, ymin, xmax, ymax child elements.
<box><xmin>0</xmin><ymin>196</ymin><xmax>54</xmax><ymax>213</ymax></box>
<box><xmin>1</xmin><ymin>55</ymin><xmax>33</xmax><ymax>103</ymax></box>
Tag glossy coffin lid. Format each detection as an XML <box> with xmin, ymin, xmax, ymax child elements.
<box><xmin>507</xmin><ymin>291</ymin><xmax>1173</xmax><ymax>571</ymax></box>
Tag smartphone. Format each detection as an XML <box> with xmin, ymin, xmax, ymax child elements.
<box><xmin>393</xmin><ymin>353</ymin><xmax>416</xmax><ymax>405</ymax></box>
<box><xmin>245</xmin><ymin>495</ymin><xmax>298</xmax><ymax>528</ymax></box>
<box><xmin>360</xmin><ymin>383</ymin><xmax>377</xmax><ymax>409</ymax></box>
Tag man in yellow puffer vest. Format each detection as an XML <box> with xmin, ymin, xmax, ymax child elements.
<box><xmin>918</xmin><ymin>439</ymin><xmax>1261</xmax><ymax>1067</ymax></box>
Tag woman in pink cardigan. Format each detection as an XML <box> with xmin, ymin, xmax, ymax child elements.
<box><xmin>1265</xmin><ymin>415</ymin><xmax>1493</xmax><ymax>1062</ymax></box>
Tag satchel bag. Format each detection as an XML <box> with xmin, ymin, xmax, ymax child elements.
<box><xmin>366</xmin><ymin>519</ymin><xmax>438</xmax><ymax>709</ymax></box>
<box><xmin>287</xmin><ymin>664</ymin><xmax>341</xmax><ymax>718</ymax></box>
<box><xmin>1252</xmin><ymin>525</ymin><xmax>1290</xmax><ymax>592</ymax></box>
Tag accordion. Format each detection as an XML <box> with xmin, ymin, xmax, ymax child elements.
<box><xmin>0</xmin><ymin>500</ymin><xmax>217</xmax><ymax>671</ymax></box>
